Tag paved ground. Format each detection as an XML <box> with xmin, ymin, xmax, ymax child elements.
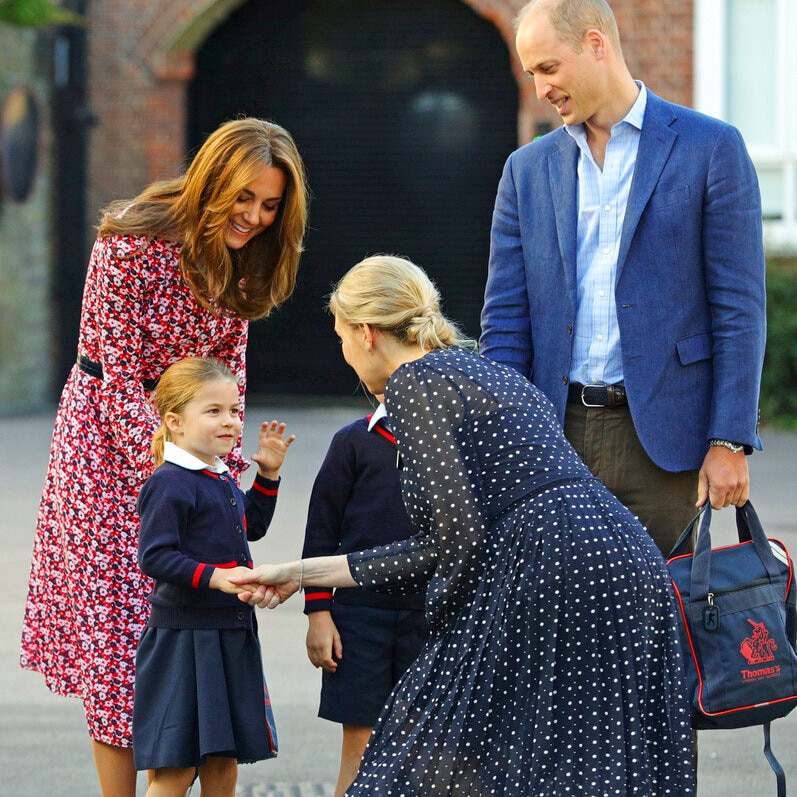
<box><xmin>1</xmin><ymin>402</ymin><xmax>795</xmax><ymax>796</ymax></box>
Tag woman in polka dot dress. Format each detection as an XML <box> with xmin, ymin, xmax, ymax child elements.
<box><xmin>19</xmin><ymin>118</ymin><xmax>308</xmax><ymax>797</ymax></box>
<box><xmin>233</xmin><ymin>254</ymin><xmax>696</xmax><ymax>796</ymax></box>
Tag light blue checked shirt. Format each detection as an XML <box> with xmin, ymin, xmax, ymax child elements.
<box><xmin>564</xmin><ymin>81</ymin><xmax>647</xmax><ymax>386</ymax></box>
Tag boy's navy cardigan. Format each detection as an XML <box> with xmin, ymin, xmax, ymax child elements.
<box><xmin>137</xmin><ymin>462</ymin><xmax>280</xmax><ymax>631</ymax></box>
<box><xmin>301</xmin><ymin>414</ymin><xmax>425</xmax><ymax>614</ymax></box>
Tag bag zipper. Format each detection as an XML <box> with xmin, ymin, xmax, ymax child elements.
<box><xmin>702</xmin><ymin>578</ymin><xmax>770</xmax><ymax>632</ymax></box>
<box><xmin>708</xmin><ymin>577</ymin><xmax>770</xmax><ymax>599</ymax></box>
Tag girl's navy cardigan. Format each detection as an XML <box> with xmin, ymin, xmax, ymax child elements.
<box><xmin>137</xmin><ymin>462</ymin><xmax>280</xmax><ymax>630</ymax></box>
<box><xmin>301</xmin><ymin>414</ymin><xmax>425</xmax><ymax>614</ymax></box>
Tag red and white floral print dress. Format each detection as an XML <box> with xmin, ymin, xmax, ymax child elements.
<box><xmin>20</xmin><ymin>235</ymin><xmax>250</xmax><ymax>746</ymax></box>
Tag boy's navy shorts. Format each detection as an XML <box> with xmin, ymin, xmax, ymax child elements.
<box><xmin>318</xmin><ymin>601</ymin><xmax>428</xmax><ymax>727</ymax></box>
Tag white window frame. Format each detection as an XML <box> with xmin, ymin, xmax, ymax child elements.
<box><xmin>695</xmin><ymin>0</ymin><xmax>797</xmax><ymax>253</ymax></box>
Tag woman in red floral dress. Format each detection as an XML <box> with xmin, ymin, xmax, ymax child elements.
<box><xmin>20</xmin><ymin>117</ymin><xmax>308</xmax><ymax>797</ymax></box>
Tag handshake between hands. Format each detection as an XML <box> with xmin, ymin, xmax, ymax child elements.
<box><xmin>210</xmin><ymin>563</ymin><xmax>301</xmax><ymax>609</ymax></box>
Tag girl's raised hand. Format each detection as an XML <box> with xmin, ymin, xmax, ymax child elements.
<box><xmin>251</xmin><ymin>420</ymin><xmax>295</xmax><ymax>479</ymax></box>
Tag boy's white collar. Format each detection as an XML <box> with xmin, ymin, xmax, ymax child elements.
<box><xmin>368</xmin><ymin>402</ymin><xmax>387</xmax><ymax>431</ymax></box>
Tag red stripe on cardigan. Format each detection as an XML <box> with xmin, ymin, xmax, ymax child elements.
<box><xmin>193</xmin><ymin>560</ymin><xmax>251</xmax><ymax>588</ymax></box>
<box><xmin>192</xmin><ymin>563</ymin><xmax>207</xmax><ymax>589</ymax></box>
<box><xmin>304</xmin><ymin>591</ymin><xmax>334</xmax><ymax>601</ymax></box>
<box><xmin>252</xmin><ymin>479</ymin><xmax>279</xmax><ymax>496</ymax></box>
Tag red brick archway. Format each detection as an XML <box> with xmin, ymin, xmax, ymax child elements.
<box><xmin>87</xmin><ymin>0</ymin><xmax>691</xmax><ymax>224</ymax></box>
<box><xmin>87</xmin><ymin>0</ymin><xmax>530</xmax><ymax>219</ymax></box>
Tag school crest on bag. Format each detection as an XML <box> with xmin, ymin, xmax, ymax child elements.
<box><xmin>741</xmin><ymin>619</ymin><xmax>778</xmax><ymax>666</ymax></box>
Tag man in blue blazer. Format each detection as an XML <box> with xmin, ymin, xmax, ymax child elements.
<box><xmin>480</xmin><ymin>0</ymin><xmax>766</xmax><ymax>554</ymax></box>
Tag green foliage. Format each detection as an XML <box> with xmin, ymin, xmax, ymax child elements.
<box><xmin>0</xmin><ymin>0</ymin><xmax>83</xmax><ymax>28</ymax></box>
<box><xmin>760</xmin><ymin>259</ymin><xmax>797</xmax><ymax>429</ymax></box>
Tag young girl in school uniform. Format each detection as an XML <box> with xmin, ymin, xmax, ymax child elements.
<box><xmin>133</xmin><ymin>356</ymin><xmax>294</xmax><ymax>797</ymax></box>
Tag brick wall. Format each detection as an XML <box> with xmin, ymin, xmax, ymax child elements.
<box><xmin>87</xmin><ymin>0</ymin><xmax>246</xmax><ymax>220</ymax></box>
<box><xmin>613</xmin><ymin>0</ymin><xmax>693</xmax><ymax>107</ymax></box>
<box><xmin>86</xmin><ymin>0</ymin><xmax>694</xmax><ymax>220</ymax></box>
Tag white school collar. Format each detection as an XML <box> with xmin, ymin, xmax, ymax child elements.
<box><xmin>368</xmin><ymin>402</ymin><xmax>387</xmax><ymax>432</ymax></box>
<box><xmin>163</xmin><ymin>441</ymin><xmax>229</xmax><ymax>474</ymax></box>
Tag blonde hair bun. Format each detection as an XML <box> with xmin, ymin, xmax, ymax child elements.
<box><xmin>328</xmin><ymin>254</ymin><xmax>476</xmax><ymax>352</ymax></box>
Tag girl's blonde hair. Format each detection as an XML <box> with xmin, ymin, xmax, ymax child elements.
<box><xmin>150</xmin><ymin>357</ymin><xmax>239</xmax><ymax>467</ymax></box>
<box><xmin>98</xmin><ymin>118</ymin><xmax>309</xmax><ymax>321</ymax></box>
<box><xmin>328</xmin><ymin>255</ymin><xmax>476</xmax><ymax>351</ymax></box>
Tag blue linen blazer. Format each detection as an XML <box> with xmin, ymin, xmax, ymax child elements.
<box><xmin>480</xmin><ymin>90</ymin><xmax>766</xmax><ymax>472</ymax></box>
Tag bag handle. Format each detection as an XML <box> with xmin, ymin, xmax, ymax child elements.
<box><xmin>668</xmin><ymin>501</ymin><xmax>765</xmax><ymax>559</ymax></box>
<box><xmin>668</xmin><ymin>504</ymin><xmax>709</xmax><ymax>559</ymax></box>
<box><xmin>735</xmin><ymin>501</ymin><xmax>776</xmax><ymax>567</ymax></box>
<box><xmin>673</xmin><ymin>501</ymin><xmax>782</xmax><ymax>602</ymax></box>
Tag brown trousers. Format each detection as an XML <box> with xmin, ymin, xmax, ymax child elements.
<box><xmin>564</xmin><ymin>402</ymin><xmax>699</xmax><ymax>557</ymax></box>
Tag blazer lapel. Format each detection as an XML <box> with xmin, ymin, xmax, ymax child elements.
<box><xmin>617</xmin><ymin>93</ymin><xmax>677</xmax><ymax>281</ymax></box>
<box><xmin>549</xmin><ymin>132</ymin><xmax>579</xmax><ymax>303</ymax></box>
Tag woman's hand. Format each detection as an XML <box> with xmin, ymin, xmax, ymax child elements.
<box><xmin>228</xmin><ymin>555</ymin><xmax>355</xmax><ymax>608</ymax></box>
<box><xmin>228</xmin><ymin>561</ymin><xmax>301</xmax><ymax>608</ymax></box>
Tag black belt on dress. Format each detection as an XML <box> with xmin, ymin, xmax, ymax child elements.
<box><xmin>77</xmin><ymin>354</ymin><xmax>159</xmax><ymax>392</ymax></box>
<box><xmin>567</xmin><ymin>382</ymin><xmax>627</xmax><ymax>408</ymax></box>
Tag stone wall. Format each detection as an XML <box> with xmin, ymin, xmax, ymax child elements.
<box><xmin>0</xmin><ymin>26</ymin><xmax>53</xmax><ymax>414</ymax></box>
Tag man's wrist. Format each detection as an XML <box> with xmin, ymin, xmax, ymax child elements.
<box><xmin>708</xmin><ymin>438</ymin><xmax>745</xmax><ymax>454</ymax></box>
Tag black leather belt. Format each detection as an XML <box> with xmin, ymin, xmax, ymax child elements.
<box><xmin>77</xmin><ymin>354</ymin><xmax>159</xmax><ymax>392</ymax></box>
<box><xmin>568</xmin><ymin>382</ymin><xmax>627</xmax><ymax>408</ymax></box>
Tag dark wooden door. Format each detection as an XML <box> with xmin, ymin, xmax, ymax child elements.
<box><xmin>189</xmin><ymin>0</ymin><xmax>517</xmax><ymax>396</ymax></box>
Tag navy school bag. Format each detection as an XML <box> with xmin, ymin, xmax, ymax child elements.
<box><xmin>667</xmin><ymin>501</ymin><xmax>797</xmax><ymax>796</ymax></box>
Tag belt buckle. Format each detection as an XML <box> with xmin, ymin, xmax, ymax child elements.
<box><xmin>580</xmin><ymin>383</ymin><xmax>605</xmax><ymax>408</ymax></box>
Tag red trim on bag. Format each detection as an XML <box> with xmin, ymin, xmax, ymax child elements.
<box><xmin>669</xmin><ymin>537</ymin><xmax>794</xmax><ymax>600</ymax></box>
<box><xmin>776</xmin><ymin>537</ymin><xmax>795</xmax><ymax>598</ymax></box>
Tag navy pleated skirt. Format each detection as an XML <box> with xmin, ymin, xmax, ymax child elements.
<box><xmin>133</xmin><ymin>627</ymin><xmax>277</xmax><ymax>770</ymax></box>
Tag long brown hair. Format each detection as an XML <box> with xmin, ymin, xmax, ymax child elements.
<box><xmin>98</xmin><ymin>118</ymin><xmax>309</xmax><ymax>320</ymax></box>
<box><xmin>150</xmin><ymin>357</ymin><xmax>238</xmax><ymax>467</ymax></box>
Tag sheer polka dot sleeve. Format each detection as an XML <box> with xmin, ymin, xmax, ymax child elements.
<box><xmin>348</xmin><ymin>350</ymin><xmax>489</xmax><ymax>632</ymax></box>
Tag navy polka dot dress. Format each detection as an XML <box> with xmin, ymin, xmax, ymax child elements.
<box><xmin>346</xmin><ymin>347</ymin><xmax>695</xmax><ymax>796</ymax></box>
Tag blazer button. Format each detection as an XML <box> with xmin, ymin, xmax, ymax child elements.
<box><xmin>230</xmin><ymin>497</ymin><xmax>237</xmax><ymax>506</ymax></box>
<box><xmin>562</xmin><ymin>376</ymin><xmax>569</xmax><ymax>384</ymax></box>
<box><xmin>236</xmin><ymin>526</ymin><xmax>243</xmax><ymax>534</ymax></box>
<box><xmin>236</xmin><ymin>611</ymin><xmax>245</xmax><ymax>621</ymax></box>
<box><xmin>567</xmin><ymin>325</ymin><xmax>573</xmax><ymax>334</ymax></box>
